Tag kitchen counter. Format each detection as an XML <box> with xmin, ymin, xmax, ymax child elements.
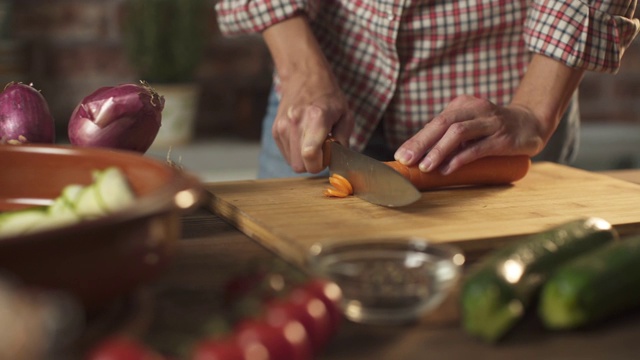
<box><xmin>101</xmin><ymin>169</ymin><xmax>640</xmax><ymax>360</ymax></box>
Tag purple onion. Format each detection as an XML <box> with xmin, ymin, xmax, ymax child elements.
<box><xmin>68</xmin><ymin>82</ymin><xmax>164</xmax><ymax>153</ymax></box>
<box><xmin>0</xmin><ymin>82</ymin><xmax>55</xmax><ymax>144</ymax></box>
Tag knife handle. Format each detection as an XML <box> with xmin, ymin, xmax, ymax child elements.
<box><xmin>384</xmin><ymin>155</ymin><xmax>531</xmax><ymax>190</ymax></box>
<box><xmin>322</xmin><ymin>136</ymin><xmax>337</xmax><ymax>169</ymax></box>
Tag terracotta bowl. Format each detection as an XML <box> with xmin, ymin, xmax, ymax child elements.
<box><xmin>0</xmin><ymin>144</ymin><xmax>204</xmax><ymax>310</ymax></box>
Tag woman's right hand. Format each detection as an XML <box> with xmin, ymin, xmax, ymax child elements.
<box><xmin>274</xmin><ymin>69</ymin><xmax>352</xmax><ymax>174</ymax></box>
<box><xmin>263</xmin><ymin>16</ymin><xmax>353</xmax><ymax>174</ymax></box>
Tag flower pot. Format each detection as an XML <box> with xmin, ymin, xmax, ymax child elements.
<box><xmin>150</xmin><ymin>82</ymin><xmax>199</xmax><ymax>149</ymax></box>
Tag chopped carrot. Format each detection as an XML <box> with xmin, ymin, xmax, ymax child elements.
<box><xmin>384</xmin><ymin>155</ymin><xmax>531</xmax><ymax>190</ymax></box>
<box><xmin>324</xmin><ymin>173</ymin><xmax>354</xmax><ymax>198</ymax></box>
<box><xmin>323</xmin><ymin>188</ymin><xmax>349</xmax><ymax>198</ymax></box>
<box><xmin>329</xmin><ymin>173</ymin><xmax>353</xmax><ymax>195</ymax></box>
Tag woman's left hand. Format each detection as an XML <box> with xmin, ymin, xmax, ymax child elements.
<box><xmin>393</xmin><ymin>94</ymin><xmax>547</xmax><ymax>175</ymax></box>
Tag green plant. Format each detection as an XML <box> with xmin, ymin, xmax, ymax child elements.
<box><xmin>0</xmin><ymin>0</ymin><xmax>14</xmax><ymax>39</ymax></box>
<box><xmin>123</xmin><ymin>0</ymin><xmax>209</xmax><ymax>83</ymax></box>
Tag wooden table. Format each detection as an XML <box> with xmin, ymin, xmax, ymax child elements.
<box><xmin>121</xmin><ymin>169</ymin><xmax>640</xmax><ymax>360</ymax></box>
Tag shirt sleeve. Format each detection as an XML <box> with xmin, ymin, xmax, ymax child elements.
<box><xmin>524</xmin><ymin>0</ymin><xmax>640</xmax><ymax>73</ymax></box>
<box><xmin>215</xmin><ymin>0</ymin><xmax>320</xmax><ymax>35</ymax></box>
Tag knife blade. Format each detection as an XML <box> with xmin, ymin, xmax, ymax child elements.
<box><xmin>324</xmin><ymin>138</ymin><xmax>421</xmax><ymax>207</ymax></box>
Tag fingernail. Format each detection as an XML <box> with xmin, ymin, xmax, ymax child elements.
<box><xmin>419</xmin><ymin>157</ymin><xmax>432</xmax><ymax>172</ymax></box>
<box><xmin>394</xmin><ymin>149</ymin><xmax>413</xmax><ymax>164</ymax></box>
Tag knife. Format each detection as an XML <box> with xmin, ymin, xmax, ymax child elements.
<box><xmin>323</xmin><ymin>137</ymin><xmax>421</xmax><ymax>207</ymax></box>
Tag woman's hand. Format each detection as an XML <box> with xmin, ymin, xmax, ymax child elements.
<box><xmin>394</xmin><ymin>54</ymin><xmax>585</xmax><ymax>174</ymax></box>
<box><xmin>273</xmin><ymin>70</ymin><xmax>352</xmax><ymax>174</ymax></box>
<box><xmin>393</xmin><ymin>95</ymin><xmax>546</xmax><ymax>175</ymax></box>
<box><xmin>263</xmin><ymin>16</ymin><xmax>353</xmax><ymax>174</ymax></box>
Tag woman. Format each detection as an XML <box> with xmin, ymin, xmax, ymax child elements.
<box><xmin>215</xmin><ymin>1</ymin><xmax>639</xmax><ymax>178</ymax></box>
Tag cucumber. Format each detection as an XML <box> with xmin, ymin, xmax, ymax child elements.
<box><xmin>92</xmin><ymin>167</ymin><xmax>135</xmax><ymax>212</ymax></box>
<box><xmin>60</xmin><ymin>184</ymin><xmax>84</xmax><ymax>207</ymax></box>
<box><xmin>0</xmin><ymin>167</ymin><xmax>135</xmax><ymax>238</ymax></box>
<box><xmin>49</xmin><ymin>184</ymin><xmax>83</xmax><ymax>217</ymax></box>
<box><xmin>460</xmin><ymin>217</ymin><xmax>618</xmax><ymax>342</ymax></box>
<box><xmin>539</xmin><ymin>234</ymin><xmax>640</xmax><ymax>330</ymax></box>
<box><xmin>0</xmin><ymin>184</ymin><xmax>85</xmax><ymax>237</ymax></box>
<box><xmin>74</xmin><ymin>167</ymin><xmax>135</xmax><ymax>218</ymax></box>
<box><xmin>75</xmin><ymin>183</ymin><xmax>107</xmax><ymax>219</ymax></box>
<box><xmin>0</xmin><ymin>207</ymin><xmax>49</xmax><ymax>237</ymax></box>
<box><xmin>33</xmin><ymin>185</ymin><xmax>83</xmax><ymax>231</ymax></box>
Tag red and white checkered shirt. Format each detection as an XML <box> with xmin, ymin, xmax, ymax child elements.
<box><xmin>215</xmin><ymin>0</ymin><xmax>639</xmax><ymax>151</ymax></box>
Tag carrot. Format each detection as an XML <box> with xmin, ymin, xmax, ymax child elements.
<box><xmin>384</xmin><ymin>155</ymin><xmax>531</xmax><ymax>190</ymax></box>
<box><xmin>329</xmin><ymin>173</ymin><xmax>353</xmax><ymax>195</ymax></box>
<box><xmin>324</xmin><ymin>173</ymin><xmax>354</xmax><ymax>198</ymax></box>
<box><xmin>323</xmin><ymin>188</ymin><xmax>349</xmax><ymax>198</ymax></box>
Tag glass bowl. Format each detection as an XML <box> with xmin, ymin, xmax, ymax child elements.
<box><xmin>307</xmin><ymin>237</ymin><xmax>465</xmax><ymax>325</ymax></box>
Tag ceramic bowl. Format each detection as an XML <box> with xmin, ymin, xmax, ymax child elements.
<box><xmin>0</xmin><ymin>144</ymin><xmax>203</xmax><ymax>310</ymax></box>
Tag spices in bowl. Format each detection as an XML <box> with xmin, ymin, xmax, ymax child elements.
<box><xmin>308</xmin><ymin>238</ymin><xmax>465</xmax><ymax>325</ymax></box>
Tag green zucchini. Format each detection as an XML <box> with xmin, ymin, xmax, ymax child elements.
<box><xmin>461</xmin><ymin>217</ymin><xmax>618</xmax><ymax>342</ymax></box>
<box><xmin>539</xmin><ymin>234</ymin><xmax>640</xmax><ymax>330</ymax></box>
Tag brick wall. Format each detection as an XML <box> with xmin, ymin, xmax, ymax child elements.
<box><xmin>3</xmin><ymin>0</ymin><xmax>640</xmax><ymax>143</ymax></box>
<box><xmin>4</xmin><ymin>0</ymin><xmax>273</xmax><ymax>142</ymax></box>
<box><xmin>580</xmin><ymin>40</ymin><xmax>640</xmax><ymax>123</ymax></box>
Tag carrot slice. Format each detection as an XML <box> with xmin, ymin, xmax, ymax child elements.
<box><xmin>323</xmin><ymin>188</ymin><xmax>349</xmax><ymax>198</ymax></box>
<box><xmin>329</xmin><ymin>175</ymin><xmax>353</xmax><ymax>195</ymax></box>
<box><xmin>324</xmin><ymin>173</ymin><xmax>354</xmax><ymax>198</ymax></box>
<box><xmin>330</xmin><ymin>173</ymin><xmax>353</xmax><ymax>195</ymax></box>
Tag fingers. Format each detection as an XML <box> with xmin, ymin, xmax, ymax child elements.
<box><xmin>395</xmin><ymin>96</ymin><xmax>492</xmax><ymax>169</ymax></box>
<box><xmin>273</xmin><ymin>102</ymin><xmax>344</xmax><ymax>174</ymax></box>
<box><xmin>301</xmin><ymin>106</ymin><xmax>332</xmax><ymax>173</ymax></box>
<box><xmin>273</xmin><ymin>104</ymin><xmax>308</xmax><ymax>173</ymax></box>
<box><xmin>270</xmin><ymin>56</ymin><xmax>352</xmax><ymax>175</ymax></box>
<box><xmin>272</xmin><ymin>106</ymin><xmax>296</xmax><ymax>171</ymax></box>
<box><xmin>421</xmin><ymin>116</ymin><xmax>501</xmax><ymax>173</ymax></box>
<box><xmin>395</xmin><ymin>95</ymin><xmax>524</xmax><ymax>174</ymax></box>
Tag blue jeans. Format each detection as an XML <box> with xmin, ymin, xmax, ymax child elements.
<box><xmin>257</xmin><ymin>88</ymin><xmax>579</xmax><ymax>179</ymax></box>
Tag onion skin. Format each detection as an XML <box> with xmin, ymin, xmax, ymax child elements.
<box><xmin>68</xmin><ymin>82</ymin><xmax>164</xmax><ymax>153</ymax></box>
<box><xmin>0</xmin><ymin>82</ymin><xmax>55</xmax><ymax>144</ymax></box>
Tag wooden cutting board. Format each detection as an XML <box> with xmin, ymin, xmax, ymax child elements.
<box><xmin>205</xmin><ymin>162</ymin><xmax>640</xmax><ymax>266</ymax></box>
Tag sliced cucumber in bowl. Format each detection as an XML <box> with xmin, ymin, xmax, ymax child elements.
<box><xmin>92</xmin><ymin>166</ymin><xmax>135</xmax><ymax>213</ymax></box>
<box><xmin>0</xmin><ymin>207</ymin><xmax>50</xmax><ymax>238</ymax></box>
<box><xmin>0</xmin><ymin>167</ymin><xmax>136</xmax><ymax>238</ymax></box>
<box><xmin>75</xmin><ymin>183</ymin><xmax>105</xmax><ymax>219</ymax></box>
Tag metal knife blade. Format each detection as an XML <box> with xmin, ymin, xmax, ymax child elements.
<box><xmin>326</xmin><ymin>139</ymin><xmax>421</xmax><ymax>207</ymax></box>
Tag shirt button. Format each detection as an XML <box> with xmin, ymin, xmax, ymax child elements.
<box><xmin>385</xmin><ymin>11</ymin><xmax>395</xmax><ymax>21</ymax></box>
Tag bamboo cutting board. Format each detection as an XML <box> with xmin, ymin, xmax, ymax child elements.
<box><xmin>205</xmin><ymin>162</ymin><xmax>640</xmax><ymax>266</ymax></box>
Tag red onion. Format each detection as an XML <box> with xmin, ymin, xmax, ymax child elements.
<box><xmin>68</xmin><ymin>82</ymin><xmax>164</xmax><ymax>153</ymax></box>
<box><xmin>0</xmin><ymin>82</ymin><xmax>55</xmax><ymax>145</ymax></box>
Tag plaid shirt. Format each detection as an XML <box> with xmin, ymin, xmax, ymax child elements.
<box><xmin>215</xmin><ymin>1</ymin><xmax>639</xmax><ymax>151</ymax></box>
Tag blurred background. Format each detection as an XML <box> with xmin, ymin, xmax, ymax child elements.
<box><xmin>1</xmin><ymin>0</ymin><xmax>639</xmax><ymax>182</ymax></box>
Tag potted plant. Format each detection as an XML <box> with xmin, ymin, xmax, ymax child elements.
<box><xmin>122</xmin><ymin>0</ymin><xmax>209</xmax><ymax>148</ymax></box>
